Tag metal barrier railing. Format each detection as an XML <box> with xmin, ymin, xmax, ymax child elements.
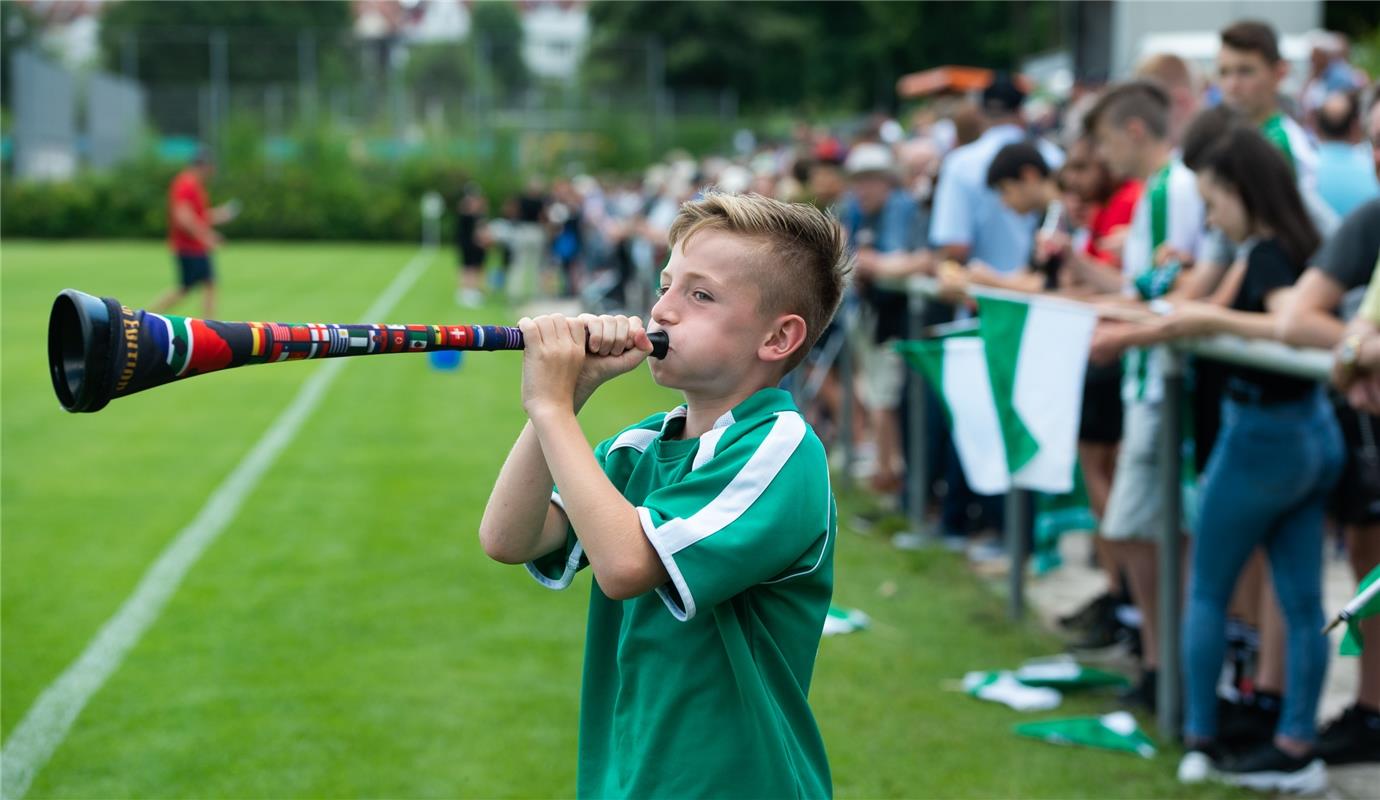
<box><xmin>823</xmin><ymin>274</ymin><xmax>1336</xmax><ymax>737</ymax></box>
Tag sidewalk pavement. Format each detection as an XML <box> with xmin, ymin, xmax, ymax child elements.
<box><xmin>1024</xmin><ymin>532</ymin><xmax>1378</xmax><ymax>799</ymax></box>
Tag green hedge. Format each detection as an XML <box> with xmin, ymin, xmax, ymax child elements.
<box><xmin>0</xmin><ymin>113</ymin><xmax>733</xmax><ymax>241</ymax></box>
<box><xmin>1</xmin><ymin>154</ymin><xmax>510</xmax><ymax>242</ymax></box>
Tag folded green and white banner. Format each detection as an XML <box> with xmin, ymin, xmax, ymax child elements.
<box><xmin>1012</xmin><ymin>656</ymin><xmax>1131</xmax><ymax>689</ymax></box>
<box><xmin>961</xmin><ymin>671</ymin><xmax>1063</xmax><ymax>711</ymax></box>
<box><xmin>822</xmin><ymin>605</ymin><xmax>871</xmax><ymax>636</ymax></box>
<box><xmin>896</xmin><ymin>295</ymin><xmax>1097</xmax><ymax>495</ymax></box>
<box><xmin>1014</xmin><ymin>711</ymin><xmax>1157</xmax><ymax>758</ymax></box>
<box><xmin>1339</xmin><ymin>564</ymin><xmax>1380</xmax><ymax>656</ymax></box>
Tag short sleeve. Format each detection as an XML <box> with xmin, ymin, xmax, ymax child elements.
<box><xmin>172</xmin><ymin>176</ymin><xmax>201</xmax><ymax>207</ymax></box>
<box><xmin>1242</xmin><ymin>241</ymin><xmax>1300</xmax><ymax>311</ymax></box>
<box><xmin>929</xmin><ymin>159</ymin><xmax>974</xmax><ymax>248</ymax></box>
<box><xmin>635</xmin><ymin>413</ymin><xmax>831</xmax><ymax>621</ymax></box>
<box><xmin>1357</xmin><ymin>260</ymin><xmax>1380</xmax><ymax>325</ymax></box>
<box><xmin>524</xmin><ymin>437</ymin><xmax>614</xmax><ymax>589</ymax></box>
<box><xmin>1197</xmin><ymin>227</ymin><xmax>1234</xmax><ymax>267</ymax></box>
<box><xmin>1038</xmin><ymin>140</ymin><xmax>1066</xmax><ymax>171</ymax></box>
<box><xmin>1316</xmin><ymin>199</ymin><xmax>1380</xmax><ymax>291</ymax></box>
<box><xmin>1167</xmin><ymin>168</ymin><xmax>1205</xmax><ymax>258</ymax></box>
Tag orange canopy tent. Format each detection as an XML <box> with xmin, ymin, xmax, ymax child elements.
<box><xmin>896</xmin><ymin>66</ymin><xmax>1033</xmax><ymax>99</ymax></box>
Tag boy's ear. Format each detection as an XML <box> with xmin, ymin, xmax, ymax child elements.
<box><xmin>1125</xmin><ymin>117</ymin><xmax>1147</xmax><ymax>143</ymax></box>
<box><xmin>1271</xmin><ymin>59</ymin><xmax>1288</xmax><ymax>86</ymax></box>
<box><xmin>759</xmin><ymin>314</ymin><xmax>808</xmax><ymax>365</ymax></box>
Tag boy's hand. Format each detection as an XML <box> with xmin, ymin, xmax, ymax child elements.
<box><xmin>575</xmin><ymin>314</ymin><xmax>653</xmax><ymax>398</ymax></box>
<box><xmin>518</xmin><ymin>314</ymin><xmax>652</xmax><ymax>418</ymax></box>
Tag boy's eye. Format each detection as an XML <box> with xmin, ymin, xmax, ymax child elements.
<box><xmin>692</xmin><ymin>290</ymin><xmax>713</xmax><ymax>302</ymax></box>
<box><xmin>657</xmin><ymin>285</ymin><xmax>669</xmax><ymax>297</ymax></box>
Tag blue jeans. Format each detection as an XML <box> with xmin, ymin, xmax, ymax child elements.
<box><xmin>1182</xmin><ymin>389</ymin><xmax>1343</xmax><ymax>743</ymax></box>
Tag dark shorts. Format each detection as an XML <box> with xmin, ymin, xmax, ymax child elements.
<box><xmin>458</xmin><ymin>240</ymin><xmax>485</xmax><ymax>269</ymax></box>
<box><xmin>1079</xmin><ymin>360</ymin><xmax>1124</xmax><ymax>444</ymax></box>
<box><xmin>1331</xmin><ymin>396</ymin><xmax>1380</xmax><ymax>524</ymax></box>
<box><xmin>176</xmin><ymin>253</ymin><xmax>214</xmax><ymax>289</ymax></box>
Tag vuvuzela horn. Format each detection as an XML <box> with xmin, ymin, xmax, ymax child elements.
<box><xmin>48</xmin><ymin>289</ymin><xmax>669</xmax><ymax>413</ymax></box>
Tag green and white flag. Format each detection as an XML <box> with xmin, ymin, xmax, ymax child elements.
<box><xmin>1014</xmin><ymin>712</ymin><xmax>1157</xmax><ymax>759</ymax></box>
<box><xmin>1339</xmin><ymin>564</ymin><xmax>1380</xmax><ymax>656</ymax></box>
<box><xmin>822</xmin><ymin>604</ymin><xmax>871</xmax><ymax>636</ymax></box>
<box><xmin>896</xmin><ymin>294</ymin><xmax>1097</xmax><ymax>495</ymax></box>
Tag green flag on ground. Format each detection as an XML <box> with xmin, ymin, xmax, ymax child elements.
<box><xmin>1340</xmin><ymin>564</ymin><xmax>1380</xmax><ymax>656</ymax></box>
<box><xmin>1013</xmin><ymin>656</ymin><xmax>1132</xmax><ymax>690</ymax></box>
<box><xmin>1014</xmin><ymin>712</ymin><xmax>1157</xmax><ymax>758</ymax></box>
<box><xmin>961</xmin><ymin>671</ymin><xmax>1063</xmax><ymax>711</ymax></box>
<box><xmin>822</xmin><ymin>605</ymin><xmax>870</xmax><ymax>636</ymax></box>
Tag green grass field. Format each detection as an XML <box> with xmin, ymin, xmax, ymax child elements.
<box><xmin>1</xmin><ymin>240</ymin><xmax>1244</xmax><ymax>798</ymax></box>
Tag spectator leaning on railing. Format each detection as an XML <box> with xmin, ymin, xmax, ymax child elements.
<box><xmin>1146</xmin><ymin>124</ymin><xmax>1341</xmax><ymax>793</ymax></box>
<box><xmin>1279</xmin><ymin>192</ymin><xmax>1380</xmax><ymax>765</ymax></box>
<box><xmin>1083</xmin><ymin>80</ymin><xmax>1207</xmax><ymax>714</ymax></box>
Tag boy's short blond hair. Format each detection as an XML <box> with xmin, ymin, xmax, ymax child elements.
<box><xmin>667</xmin><ymin>191</ymin><xmax>850</xmax><ymax>373</ymax></box>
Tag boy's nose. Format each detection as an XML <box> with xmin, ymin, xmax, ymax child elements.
<box><xmin>649</xmin><ymin>295</ymin><xmax>676</xmax><ymax>327</ymax></box>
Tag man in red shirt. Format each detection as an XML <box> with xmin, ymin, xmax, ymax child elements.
<box><xmin>151</xmin><ymin>149</ymin><xmax>235</xmax><ymax>317</ymax></box>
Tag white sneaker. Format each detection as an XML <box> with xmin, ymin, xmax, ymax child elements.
<box><xmin>891</xmin><ymin>532</ymin><xmax>931</xmax><ymax>551</ymax></box>
<box><xmin>460</xmin><ymin>289</ymin><xmax>484</xmax><ymax>308</ymax></box>
<box><xmin>1224</xmin><ymin>758</ymin><xmax>1327</xmax><ymax>795</ymax></box>
<box><xmin>1177</xmin><ymin>750</ymin><xmax>1217</xmax><ymax>784</ymax></box>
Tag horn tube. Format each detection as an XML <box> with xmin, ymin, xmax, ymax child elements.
<box><xmin>47</xmin><ymin>289</ymin><xmax>668</xmax><ymax>413</ymax></box>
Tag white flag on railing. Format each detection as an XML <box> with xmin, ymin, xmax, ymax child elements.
<box><xmin>898</xmin><ymin>294</ymin><xmax>1097</xmax><ymax>495</ymax></box>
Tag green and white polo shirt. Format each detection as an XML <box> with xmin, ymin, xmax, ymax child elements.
<box><xmin>528</xmin><ymin>387</ymin><xmax>836</xmax><ymax>799</ymax></box>
<box><xmin>1260</xmin><ymin>111</ymin><xmax>1318</xmax><ymax>188</ymax></box>
<box><xmin>1120</xmin><ymin>158</ymin><xmax>1205</xmax><ymax>404</ymax></box>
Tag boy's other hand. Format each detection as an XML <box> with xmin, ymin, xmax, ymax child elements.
<box><xmin>520</xmin><ymin>314</ymin><xmax>586</xmax><ymax>418</ymax></box>
<box><xmin>518</xmin><ymin>314</ymin><xmax>652</xmax><ymax>418</ymax></box>
<box><xmin>576</xmin><ymin>313</ymin><xmax>653</xmax><ymax>398</ymax></box>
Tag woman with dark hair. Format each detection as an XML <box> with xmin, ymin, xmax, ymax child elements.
<box><xmin>1158</xmin><ymin>125</ymin><xmax>1344</xmax><ymax>792</ymax></box>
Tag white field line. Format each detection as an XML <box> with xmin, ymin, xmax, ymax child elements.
<box><xmin>0</xmin><ymin>246</ymin><xmax>436</xmax><ymax>800</ymax></box>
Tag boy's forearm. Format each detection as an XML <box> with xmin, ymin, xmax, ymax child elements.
<box><xmin>478</xmin><ymin>421</ymin><xmax>560</xmax><ymax>563</ymax></box>
<box><xmin>1069</xmin><ymin>253</ymin><xmax>1125</xmax><ymax>294</ymax></box>
<box><xmin>528</xmin><ymin>408</ymin><xmax>667</xmax><ymax>600</ymax></box>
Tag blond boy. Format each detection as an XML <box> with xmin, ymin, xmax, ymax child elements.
<box><xmin>480</xmin><ymin>192</ymin><xmax>848</xmax><ymax>798</ymax></box>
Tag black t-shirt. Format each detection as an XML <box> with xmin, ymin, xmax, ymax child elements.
<box><xmin>456</xmin><ymin>211</ymin><xmax>479</xmax><ymax>246</ymax></box>
<box><xmin>1224</xmin><ymin>237</ymin><xmax>1314</xmax><ymax>400</ymax></box>
<box><xmin>1316</xmin><ymin>197</ymin><xmax>1380</xmax><ymax>292</ymax></box>
<box><xmin>517</xmin><ymin>194</ymin><xmax>546</xmax><ymax>223</ymax></box>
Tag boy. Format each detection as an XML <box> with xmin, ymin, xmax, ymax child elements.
<box><xmin>1217</xmin><ymin>20</ymin><xmax>1316</xmax><ymax>184</ymax></box>
<box><xmin>1083</xmin><ymin>81</ymin><xmax>1207</xmax><ymax>721</ymax></box>
<box><xmin>479</xmin><ymin>192</ymin><xmax>848</xmax><ymax>798</ymax></box>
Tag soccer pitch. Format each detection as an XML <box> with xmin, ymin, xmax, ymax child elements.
<box><xmin>1</xmin><ymin>241</ymin><xmax>1240</xmax><ymax>798</ymax></box>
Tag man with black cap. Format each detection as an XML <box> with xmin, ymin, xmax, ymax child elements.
<box><xmin>151</xmin><ymin>147</ymin><xmax>238</xmax><ymax>318</ymax></box>
<box><xmin>930</xmin><ymin>72</ymin><xmax>1064</xmax><ymax>274</ymax></box>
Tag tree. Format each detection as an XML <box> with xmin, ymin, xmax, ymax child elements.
<box><xmin>584</xmin><ymin>0</ymin><xmax>1060</xmax><ymax>113</ymax></box>
<box><xmin>469</xmin><ymin>0</ymin><xmax>527</xmax><ymax>96</ymax></box>
<box><xmin>1</xmin><ymin>1</ymin><xmax>41</xmax><ymax>107</ymax></box>
<box><xmin>97</xmin><ymin>0</ymin><xmax>353</xmax><ymax>85</ymax></box>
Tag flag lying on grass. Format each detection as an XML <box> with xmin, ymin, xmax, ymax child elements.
<box><xmin>1012</xmin><ymin>656</ymin><xmax>1131</xmax><ymax>690</ymax></box>
<box><xmin>1014</xmin><ymin>712</ymin><xmax>1157</xmax><ymax>758</ymax></box>
<box><xmin>1339</xmin><ymin>564</ymin><xmax>1380</xmax><ymax>656</ymax></box>
<box><xmin>822</xmin><ymin>605</ymin><xmax>871</xmax><ymax>636</ymax></box>
<box><xmin>961</xmin><ymin>671</ymin><xmax>1062</xmax><ymax>711</ymax></box>
<box><xmin>895</xmin><ymin>295</ymin><xmax>1098</xmax><ymax>495</ymax></box>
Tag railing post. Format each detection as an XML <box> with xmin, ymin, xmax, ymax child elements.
<box><xmin>1005</xmin><ymin>489</ymin><xmax>1028</xmax><ymax>620</ymax></box>
<box><xmin>837</xmin><ymin>306</ymin><xmax>856</xmax><ymax>482</ymax></box>
<box><xmin>1157</xmin><ymin>347</ymin><xmax>1184</xmax><ymax>739</ymax></box>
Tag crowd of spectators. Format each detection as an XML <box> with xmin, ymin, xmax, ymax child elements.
<box><xmin>455</xmin><ymin>19</ymin><xmax>1380</xmax><ymax>790</ymax></box>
